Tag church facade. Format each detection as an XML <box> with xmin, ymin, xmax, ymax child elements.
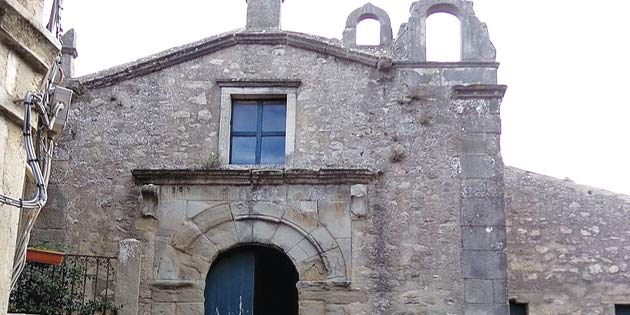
<box><xmin>34</xmin><ymin>0</ymin><xmax>630</xmax><ymax>314</ymax></box>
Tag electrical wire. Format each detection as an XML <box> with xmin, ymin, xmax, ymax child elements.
<box><xmin>0</xmin><ymin>56</ymin><xmax>66</xmax><ymax>291</ymax></box>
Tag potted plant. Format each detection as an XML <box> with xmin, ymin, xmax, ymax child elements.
<box><xmin>26</xmin><ymin>247</ymin><xmax>65</xmax><ymax>265</ymax></box>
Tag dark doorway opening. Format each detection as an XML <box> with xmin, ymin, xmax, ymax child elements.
<box><xmin>205</xmin><ymin>245</ymin><xmax>299</xmax><ymax>315</ymax></box>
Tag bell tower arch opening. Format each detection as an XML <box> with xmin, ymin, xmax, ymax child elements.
<box><xmin>204</xmin><ymin>245</ymin><xmax>299</xmax><ymax>315</ymax></box>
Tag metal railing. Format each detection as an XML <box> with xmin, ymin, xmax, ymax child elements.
<box><xmin>9</xmin><ymin>254</ymin><xmax>119</xmax><ymax>315</ymax></box>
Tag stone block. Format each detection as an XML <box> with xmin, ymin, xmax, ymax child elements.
<box><xmin>493</xmin><ymin>279</ymin><xmax>507</xmax><ymax>305</ymax></box>
<box><xmin>191</xmin><ymin>202</ymin><xmax>232</xmax><ymax>233</ymax></box>
<box><xmin>283</xmin><ymin>202</ymin><xmax>319</xmax><ymax>233</ymax></box>
<box><xmin>296</xmin><ymin>256</ymin><xmax>327</xmax><ymax>281</ymax></box>
<box><xmin>464</xmin><ymin>304</ymin><xmax>508</xmax><ymax>315</ymax></box>
<box><xmin>337</xmin><ymin>237</ymin><xmax>352</xmax><ymax>277</ymax></box>
<box><xmin>252</xmin><ymin>220</ymin><xmax>278</xmax><ymax>243</ymax></box>
<box><xmin>171</xmin><ymin>221</ymin><xmax>203</xmax><ymax>251</ymax></box>
<box><xmin>318</xmin><ymin>200</ymin><xmax>351</xmax><ymax>239</ymax></box>
<box><xmin>462</xmin><ymin>114</ymin><xmax>501</xmax><ymax>134</ymax></box>
<box><xmin>176</xmin><ymin>302</ymin><xmax>203</xmax><ymax>315</ymax></box>
<box><xmin>251</xmin><ymin>185</ymin><xmax>286</xmax><ymax>201</ymax></box>
<box><xmin>293</xmin><ymin>238</ymin><xmax>319</xmax><ymax>262</ymax></box>
<box><xmin>186</xmin><ymin>200</ymin><xmax>225</xmax><ymax>218</ymax></box>
<box><xmin>271</xmin><ymin>223</ymin><xmax>304</xmax><ymax>252</ymax></box>
<box><xmin>462</xmin><ymin>198</ymin><xmax>505</xmax><ymax>227</ymax></box>
<box><xmin>156</xmin><ymin>199</ymin><xmax>187</xmax><ymax>236</ymax></box>
<box><xmin>309</xmin><ymin>225</ymin><xmax>338</xmax><ymax>252</ymax></box>
<box><xmin>151</xmin><ymin>303</ymin><xmax>176</xmax><ymax>315</ymax></box>
<box><xmin>204</xmin><ymin>221</ymin><xmax>239</xmax><ymax>250</ymax></box>
<box><xmin>234</xmin><ymin>220</ymin><xmax>253</xmax><ymax>242</ymax></box>
<box><xmin>324</xmin><ymin>247</ymin><xmax>347</xmax><ymax>280</ymax></box>
<box><xmin>465</xmin><ymin>279</ymin><xmax>494</xmax><ymax>304</ymax></box>
<box><xmin>460</xmin><ymin>155</ymin><xmax>501</xmax><ymax>179</ymax></box>
<box><xmin>287</xmin><ymin>242</ymin><xmax>310</xmax><ymax>263</ymax></box>
<box><xmin>299</xmin><ymin>300</ymin><xmax>326</xmax><ymax>315</ymax></box>
<box><xmin>188</xmin><ymin>234</ymin><xmax>219</xmax><ymax>262</ymax></box>
<box><xmin>463</xmin><ymin>250</ymin><xmax>507</xmax><ymax>279</ymax></box>
<box><xmin>462</xmin><ymin>226</ymin><xmax>506</xmax><ymax>251</ymax></box>
<box><xmin>462</xmin><ymin>133</ymin><xmax>500</xmax><ymax>156</ymax></box>
<box><xmin>252</xmin><ymin>201</ymin><xmax>285</xmax><ymax>218</ymax></box>
<box><xmin>230</xmin><ymin>201</ymin><xmax>250</xmax><ymax>218</ymax></box>
<box><xmin>462</xmin><ymin>179</ymin><xmax>503</xmax><ymax>198</ymax></box>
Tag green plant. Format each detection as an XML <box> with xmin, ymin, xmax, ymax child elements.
<box><xmin>9</xmin><ymin>259</ymin><xmax>118</xmax><ymax>314</ymax></box>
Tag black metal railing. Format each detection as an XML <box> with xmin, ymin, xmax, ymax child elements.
<box><xmin>9</xmin><ymin>254</ymin><xmax>119</xmax><ymax>315</ymax></box>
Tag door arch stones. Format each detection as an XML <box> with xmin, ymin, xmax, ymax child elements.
<box><xmin>163</xmin><ymin>201</ymin><xmax>349</xmax><ymax>284</ymax></box>
<box><xmin>343</xmin><ymin>2</ymin><xmax>393</xmax><ymax>48</ymax></box>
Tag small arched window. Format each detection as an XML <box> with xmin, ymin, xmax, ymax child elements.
<box><xmin>205</xmin><ymin>245</ymin><xmax>299</xmax><ymax>315</ymax></box>
<box><xmin>356</xmin><ymin>18</ymin><xmax>381</xmax><ymax>46</ymax></box>
<box><xmin>426</xmin><ymin>12</ymin><xmax>461</xmax><ymax>61</ymax></box>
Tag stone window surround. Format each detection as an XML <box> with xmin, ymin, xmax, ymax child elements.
<box><xmin>218</xmin><ymin>80</ymin><xmax>299</xmax><ymax>167</ymax></box>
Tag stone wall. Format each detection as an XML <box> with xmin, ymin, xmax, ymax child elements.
<box><xmin>41</xmin><ymin>40</ymin><xmax>487</xmax><ymax>314</ymax></box>
<box><xmin>505</xmin><ymin>167</ymin><xmax>630</xmax><ymax>315</ymax></box>
<box><xmin>35</xmin><ymin>1</ymin><xmax>509</xmax><ymax>314</ymax></box>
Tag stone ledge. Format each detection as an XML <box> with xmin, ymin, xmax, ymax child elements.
<box><xmin>395</xmin><ymin>61</ymin><xmax>500</xmax><ymax>69</ymax></box>
<box><xmin>149</xmin><ymin>280</ymin><xmax>196</xmax><ymax>289</ymax></box>
<box><xmin>131</xmin><ymin>168</ymin><xmax>379</xmax><ymax>186</ymax></box>
<box><xmin>216</xmin><ymin>78</ymin><xmax>302</xmax><ymax>88</ymax></box>
<box><xmin>453</xmin><ymin>84</ymin><xmax>507</xmax><ymax>99</ymax></box>
<box><xmin>0</xmin><ymin>0</ymin><xmax>60</xmax><ymax>72</ymax></box>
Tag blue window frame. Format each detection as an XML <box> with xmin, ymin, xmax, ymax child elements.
<box><xmin>230</xmin><ymin>99</ymin><xmax>286</xmax><ymax>165</ymax></box>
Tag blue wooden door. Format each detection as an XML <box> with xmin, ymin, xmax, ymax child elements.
<box><xmin>205</xmin><ymin>251</ymin><xmax>254</xmax><ymax>315</ymax></box>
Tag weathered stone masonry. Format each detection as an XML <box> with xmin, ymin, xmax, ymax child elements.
<box><xmin>34</xmin><ymin>0</ymin><xmax>630</xmax><ymax>314</ymax></box>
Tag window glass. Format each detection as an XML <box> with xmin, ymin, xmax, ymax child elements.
<box><xmin>262</xmin><ymin>104</ymin><xmax>286</xmax><ymax>132</ymax></box>
<box><xmin>231</xmin><ymin>137</ymin><xmax>257</xmax><ymax>165</ymax></box>
<box><xmin>261</xmin><ymin>136</ymin><xmax>285</xmax><ymax>164</ymax></box>
<box><xmin>232</xmin><ymin>102</ymin><xmax>258</xmax><ymax>132</ymax></box>
<box><xmin>230</xmin><ymin>99</ymin><xmax>286</xmax><ymax>165</ymax></box>
<box><xmin>616</xmin><ymin>305</ymin><xmax>630</xmax><ymax>315</ymax></box>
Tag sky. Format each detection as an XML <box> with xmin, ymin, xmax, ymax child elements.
<box><xmin>44</xmin><ymin>0</ymin><xmax>630</xmax><ymax>195</ymax></box>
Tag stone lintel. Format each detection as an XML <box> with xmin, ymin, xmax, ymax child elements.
<box><xmin>216</xmin><ymin>78</ymin><xmax>302</xmax><ymax>88</ymax></box>
<box><xmin>131</xmin><ymin>168</ymin><xmax>379</xmax><ymax>186</ymax></box>
<box><xmin>0</xmin><ymin>0</ymin><xmax>60</xmax><ymax>72</ymax></box>
<box><xmin>453</xmin><ymin>84</ymin><xmax>507</xmax><ymax>99</ymax></box>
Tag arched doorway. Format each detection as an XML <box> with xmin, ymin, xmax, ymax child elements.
<box><xmin>204</xmin><ymin>245</ymin><xmax>299</xmax><ymax>315</ymax></box>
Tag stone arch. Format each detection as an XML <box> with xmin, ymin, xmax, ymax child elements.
<box><xmin>161</xmin><ymin>202</ymin><xmax>349</xmax><ymax>284</ymax></box>
<box><xmin>343</xmin><ymin>2</ymin><xmax>393</xmax><ymax>48</ymax></box>
<box><xmin>402</xmin><ymin>0</ymin><xmax>496</xmax><ymax>62</ymax></box>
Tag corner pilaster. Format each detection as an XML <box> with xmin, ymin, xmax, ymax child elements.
<box><xmin>454</xmin><ymin>84</ymin><xmax>508</xmax><ymax>315</ymax></box>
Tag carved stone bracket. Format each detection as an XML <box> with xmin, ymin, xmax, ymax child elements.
<box><xmin>140</xmin><ymin>184</ymin><xmax>159</xmax><ymax>218</ymax></box>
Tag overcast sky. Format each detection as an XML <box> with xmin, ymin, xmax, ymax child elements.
<box><xmin>45</xmin><ymin>0</ymin><xmax>630</xmax><ymax>195</ymax></box>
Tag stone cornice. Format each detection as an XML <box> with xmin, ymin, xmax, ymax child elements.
<box><xmin>452</xmin><ymin>84</ymin><xmax>507</xmax><ymax>99</ymax></box>
<box><xmin>394</xmin><ymin>61</ymin><xmax>500</xmax><ymax>69</ymax></box>
<box><xmin>216</xmin><ymin>79</ymin><xmax>302</xmax><ymax>88</ymax></box>
<box><xmin>131</xmin><ymin>168</ymin><xmax>378</xmax><ymax>186</ymax></box>
<box><xmin>78</xmin><ymin>31</ymin><xmax>392</xmax><ymax>90</ymax></box>
<box><xmin>0</xmin><ymin>0</ymin><xmax>60</xmax><ymax>72</ymax></box>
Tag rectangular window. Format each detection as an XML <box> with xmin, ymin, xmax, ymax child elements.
<box><xmin>617</xmin><ymin>305</ymin><xmax>630</xmax><ymax>315</ymax></box>
<box><xmin>230</xmin><ymin>99</ymin><xmax>286</xmax><ymax>165</ymax></box>
<box><xmin>509</xmin><ymin>301</ymin><xmax>528</xmax><ymax>315</ymax></box>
